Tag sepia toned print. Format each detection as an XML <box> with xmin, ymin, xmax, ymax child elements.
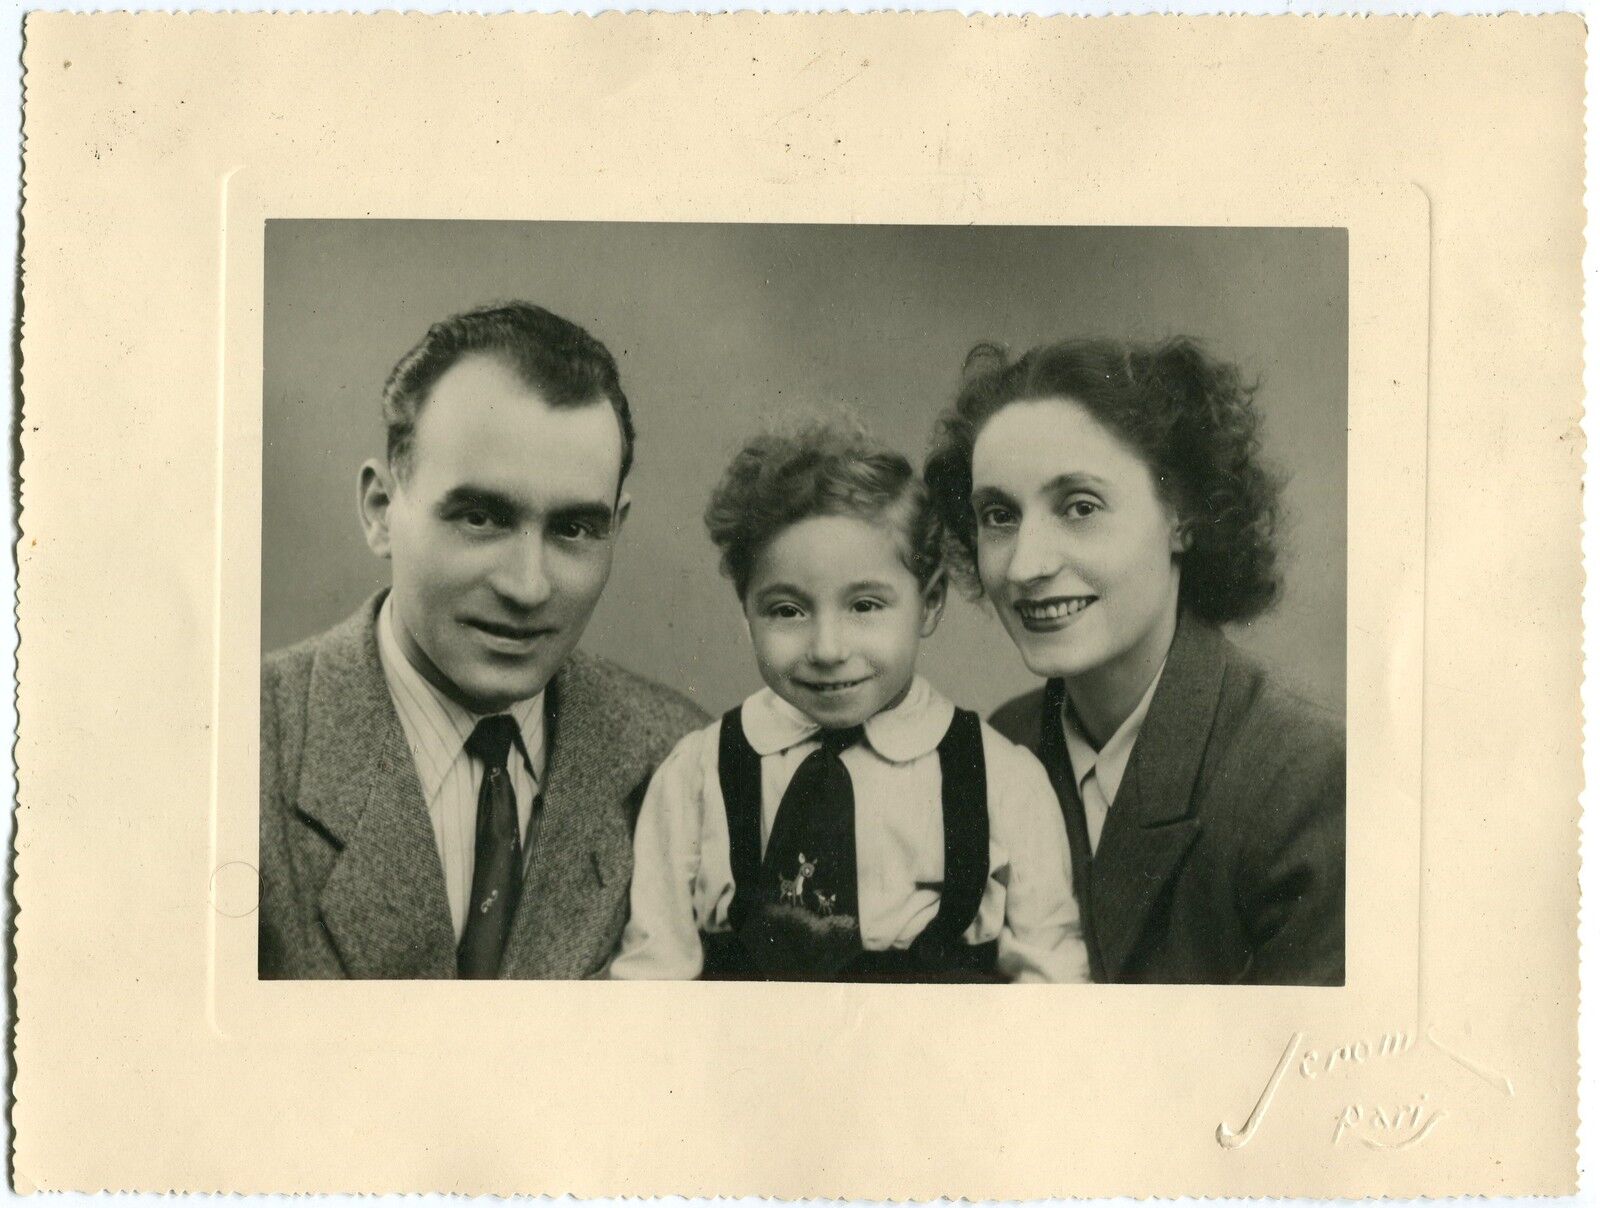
<box><xmin>258</xmin><ymin>226</ymin><xmax>1344</xmax><ymax>986</ymax></box>
<box><xmin>15</xmin><ymin>13</ymin><xmax>1580</xmax><ymax>1199</ymax></box>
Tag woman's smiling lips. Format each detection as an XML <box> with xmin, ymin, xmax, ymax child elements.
<box><xmin>1014</xmin><ymin>596</ymin><xmax>1097</xmax><ymax>632</ymax></box>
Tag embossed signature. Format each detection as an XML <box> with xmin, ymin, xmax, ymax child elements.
<box><xmin>1333</xmin><ymin>1094</ymin><xmax>1445</xmax><ymax>1149</ymax></box>
<box><xmin>1216</xmin><ymin>1028</ymin><xmax>1510</xmax><ymax>1151</ymax></box>
<box><xmin>1216</xmin><ymin>1032</ymin><xmax>1303</xmax><ymax>1149</ymax></box>
<box><xmin>1298</xmin><ymin>1029</ymin><xmax>1414</xmax><ymax>1078</ymax></box>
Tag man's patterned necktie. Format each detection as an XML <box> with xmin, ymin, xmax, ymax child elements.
<box><xmin>457</xmin><ymin>714</ymin><xmax>524</xmax><ymax>978</ymax></box>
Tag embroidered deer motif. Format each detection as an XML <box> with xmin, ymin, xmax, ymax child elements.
<box><xmin>777</xmin><ymin>854</ymin><xmax>817</xmax><ymax>906</ymax></box>
<box><xmin>813</xmin><ymin>890</ymin><xmax>837</xmax><ymax>917</ymax></box>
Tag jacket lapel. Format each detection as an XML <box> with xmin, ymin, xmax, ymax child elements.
<box><xmin>1035</xmin><ymin>680</ymin><xmax>1103</xmax><ymax>980</ymax></box>
<box><xmin>297</xmin><ymin>595</ymin><xmax>458</xmax><ymax>979</ymax></box>
<box><xmin>1088</xmin><ymin>615</ymin><xmax>1224</xmax><ymax>980</ymax></box>
<box><xmin>500</xmin><ymin>653</ymin><xmax>635</xmax><ymax>978</ymax></box>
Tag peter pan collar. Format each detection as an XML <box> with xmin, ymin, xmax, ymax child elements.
<box><xmin>740</xmin><ymin>675</ymin><xmax>956</xmax><ymax>764</ymax></box>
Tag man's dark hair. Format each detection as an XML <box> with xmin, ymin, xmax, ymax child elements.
<box><xmin>382</xmin><ymin>301</ymin><xmax>635</xmax><ymax>486</ymax></box>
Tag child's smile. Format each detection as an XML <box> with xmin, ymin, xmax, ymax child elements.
<box><xmin>793</xmin><ymin>674</ymin><xmax>871</xmax><ymax>692</ymax></box>
<box><xmin>742</xmin><ymin>514</ymin><xmax>944</xmax><ymax>730</ymax></box>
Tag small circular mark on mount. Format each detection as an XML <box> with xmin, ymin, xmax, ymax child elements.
<box><xmin>211</xmin><ymin>860</ymin><xmax>260</xmax><ymax>918</ymax></box>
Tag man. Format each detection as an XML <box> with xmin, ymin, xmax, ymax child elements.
<box><xmin>259</xmin><ymin>301</ymin><xmax>705</xmax><ymax>979</ymax></box>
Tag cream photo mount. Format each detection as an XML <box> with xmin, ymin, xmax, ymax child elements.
<box><xmin>19</xmin><ymin>16</ymin><xmax>1580</xmax><ymax>1195</ymax></box>
<box><xmin>211</xmin><ymin>178</ymin><xmax>1422</xmax><ymax>1197</ymax></box>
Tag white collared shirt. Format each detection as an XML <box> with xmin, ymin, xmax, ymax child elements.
<box><xmin>376</xmin><ymin>596</ymin><xmax>546</xmax><ymax>940</ymax></box>
<box><xmin>1059</xmin><ymin>661</ymin><xmax>1166</xmax><ymax>857</ymax></box>
<box><xmin>610</xmin><ymin>676</ymin><xmax>1089</xmax><ymax>982</ymax></box>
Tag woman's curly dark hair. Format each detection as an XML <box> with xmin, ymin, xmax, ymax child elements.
<box><xmin>706</xmin><ymin>420</ymin><xmax>944</xmax><ymax>601</ymax></box>
<box><xmin>923</xmin><ymin>336</ymin><xmax>1283</xmax><ymax>625</ymax></box>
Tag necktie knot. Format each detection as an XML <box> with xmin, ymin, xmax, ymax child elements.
<box><xmin>466</xmin><ymin>714</ymin><xmax>520</xmax><ymax>771</ymax></box>
<box><xmin>816</xmin><ymin>725</ymin><xmax>865</xmax><ymax>757</ymax></box>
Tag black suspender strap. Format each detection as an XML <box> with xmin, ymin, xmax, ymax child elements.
<box><xmin>717</xmin><ymin>707</ymin><xmax>764</xmax><ymax>931</ymax></box>
<box><xmin>922</xmin><ymin>707</ymin><xmax>989</xmax><ymax>945</ymax></box>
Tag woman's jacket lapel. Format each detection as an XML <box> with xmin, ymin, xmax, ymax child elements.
<box><xmin>1044</xmin><ymin>614</ymin><xmax>1225</xmax><ymax>981</ymax></box>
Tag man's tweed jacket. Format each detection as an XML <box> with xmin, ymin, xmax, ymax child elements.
<box><xmin>259</xmin><ymin>592</ymin><xmax>707</xmax><ymax>979</ymax></box>
<box><xmin>990</xmin><ymin>612</ymin><xmax>1345</xmax><ymax>986</ymax></box>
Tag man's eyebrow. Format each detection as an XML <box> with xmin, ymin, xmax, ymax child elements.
<box><xmin>436</xmin><ymin>485</ymin><xmax>520</xmax><ymax>513</ymax></box>
<box><xmin>435</xmin><ymin>488</ymin><xmax>617</xmax><ymax>527</ymax></box>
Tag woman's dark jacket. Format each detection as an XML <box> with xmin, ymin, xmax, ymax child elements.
<box><xmin>990</xmin><ymin>613</ymin><xmax>1345</xmax><ymax>985</ymax></box>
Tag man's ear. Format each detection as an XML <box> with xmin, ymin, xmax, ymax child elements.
<box><xmin>919</xmin><ymin>569</ymin><xmax>948</xmax><ymax>638</ymax></box>
<box><xmin>358</xmin><ymin>459</ymin><xmax>397</xmax><ymax>558</ymax></box>
<box><xmin>612</xmin><ymin>491</ymin><xmax>632</xmax><ymax>536</ymax></box>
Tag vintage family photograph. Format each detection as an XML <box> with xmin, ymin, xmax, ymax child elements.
<box><xmin>258</xmin><ymin>220</ymin><xmax>1348</xmax><ymax>985</ymax></box>
<box><xmin>12</xmin><ymin>16</ymin><xmax>1580</xmax><ymax>1203</ymax></box>
<box><xmin>19</xmin><ymin>13</ymin><xmax>1582</xmax><ymax>1197</ymax></box>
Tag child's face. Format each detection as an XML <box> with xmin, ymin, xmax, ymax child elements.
<box><xmin>743</xmin><ymin>514</ymin><xmax>945</xmax><ymax>730</ymax></box>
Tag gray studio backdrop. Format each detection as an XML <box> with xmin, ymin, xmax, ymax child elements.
<box><xmin>262</xmin><ymin>222</ymin><xmax>1347</xmax><ymax>717</ymax></box>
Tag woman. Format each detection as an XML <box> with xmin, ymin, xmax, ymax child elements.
<box><xmin>924</xmin><ymin>337</ymin><xmax>1344</xmax><ymax>985</ymax></box>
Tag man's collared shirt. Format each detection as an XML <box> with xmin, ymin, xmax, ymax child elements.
<box><xmin>1060</xmin><ymin>660</ymin><xmax>1167</xmax><ymax>857</ymax></box>
<box><xmin>376</xmin><ymin>595</ymin><xmax>546</xmax><ymax>940</ymax></box>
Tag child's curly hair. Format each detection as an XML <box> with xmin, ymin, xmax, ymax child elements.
<box><xmin>705</xmin><ymin>420</ymin><xmax>944</xmax><ymax>601</ymax></box>
<box><xmin>924</xmin><ymin>336</ymin><xmax>1284</xmax><ymax>624</ymax></box>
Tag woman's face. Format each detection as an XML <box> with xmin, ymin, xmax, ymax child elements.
<box><xmin>970</xmin><ymin>396</ymin><xmax>1183</xmax><ymax>691</ymax></box>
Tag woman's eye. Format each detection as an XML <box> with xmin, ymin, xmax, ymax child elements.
<box><xmin>851</xmin><ymin>598</ymin><xmax>886</xmax><ymax>613</ymax></box>
<box><xmin>1063</xmin><ymin>499</ymin><xmax>1101</xmax><ymax>520</ymax></box>
<box><xmin>768</xmin><ymin>603</ymin><xmax>804</xmax><ymax>620</ymax></box>
<box><xmin>976</xmin><ymin>505</ymin><xmax>1017</xmax><ymax>530</ymax></box>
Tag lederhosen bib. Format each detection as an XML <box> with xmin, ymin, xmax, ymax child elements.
<box><xmin>701</xmin><ymin>705</ymin><xmax>1000</xmax><ymax>983</ymax></box>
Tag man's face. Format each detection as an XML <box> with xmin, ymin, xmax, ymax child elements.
<box><xmin>362</xmin><ymin>353</ymin><xmax>628</xmax><ymax>713</ymax></box>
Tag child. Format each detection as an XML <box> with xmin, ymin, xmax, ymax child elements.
<box><xmin>609</xmin><ymin>422</ymin><xmax>1089</xmax><ymax>982</ymax></box>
